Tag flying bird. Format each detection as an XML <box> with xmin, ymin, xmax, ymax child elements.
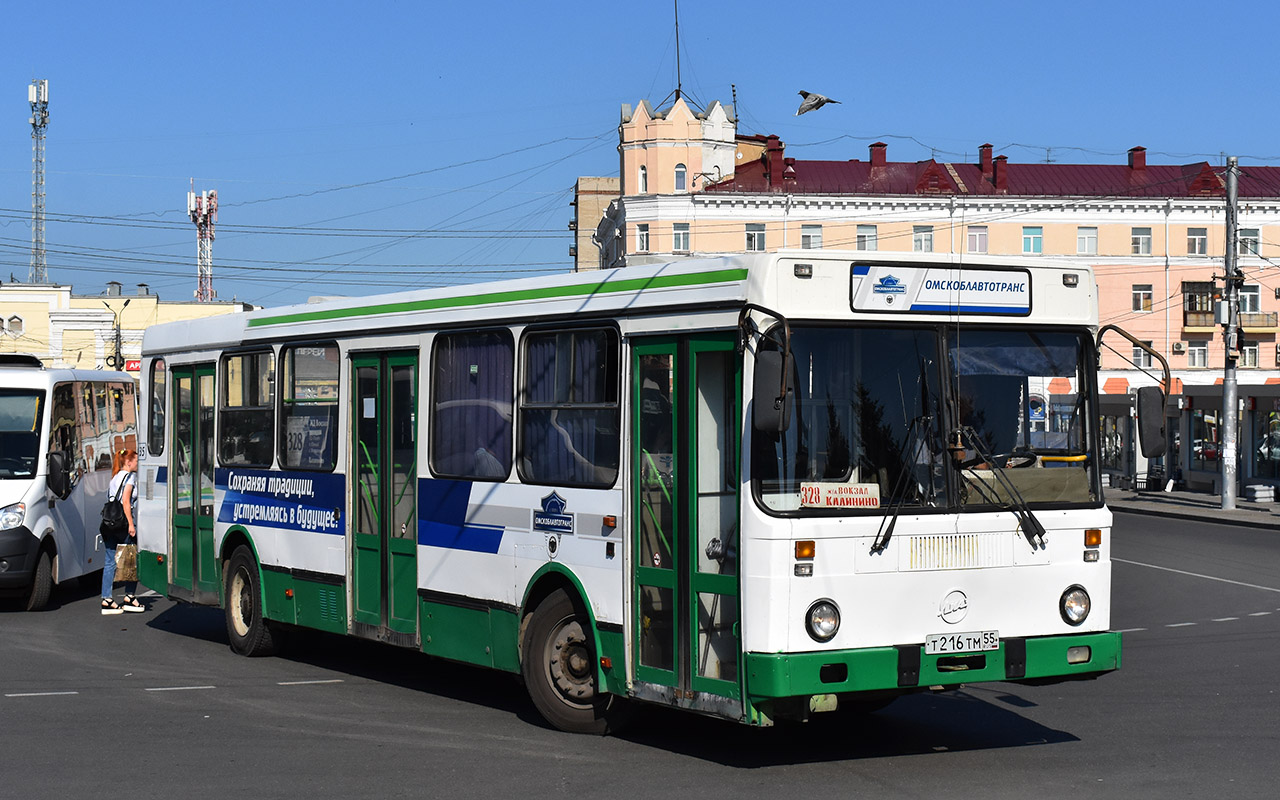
<box><xmin>796</xmin><ymin>90</ymin><xmax>840</xmax><ymax>116</ymax></box>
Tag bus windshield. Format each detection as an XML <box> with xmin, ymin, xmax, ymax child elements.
<box><xmin>0</xmin><ymin>389</ymin><xmax>45</xmax><ymax>479</ymax></box>
<box><xmin>753</xmin><ymin>326</ymin><xmax>1098</xmax><ymax>513</ymax></box>
<box><xmin>754</xmin><ymin>326</ymin><xmax>948</xmax><ymax>512</ymax></box>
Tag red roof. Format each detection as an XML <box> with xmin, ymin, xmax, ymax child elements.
<box><xmin>704</xmin><ymin>143</ymin><xmax>1280</xmax><ymax>199</ymax></box>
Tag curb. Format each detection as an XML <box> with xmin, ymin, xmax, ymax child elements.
<box><xmin>1110</xmin><ymin>504</ymin><xmax>1280</xmax><ymax>531</ymax></box>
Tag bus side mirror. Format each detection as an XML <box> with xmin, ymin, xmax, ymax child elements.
<box><xmin>753</xmin><ymin>350</ymin><xmax>793</xmax><ymax>434</ymax></box>
<box><xmin>1136</xmin><ymin>386</ymin><xmax>1167</xmax><ymax>458</ymax></box>
<box><xmin>47</xmin><ymin>451</ymin><xmax>72</xmax><ymax>499</ymax></box>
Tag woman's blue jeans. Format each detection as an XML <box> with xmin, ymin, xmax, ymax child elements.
<box><xmin>101</xmin><ymin>542</ymin><xmax>137</xmax><ymax>600</ymax></box>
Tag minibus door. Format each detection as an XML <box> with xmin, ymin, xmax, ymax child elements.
<box><xmin>350</xmin><ymin>353</ymin><xmax>419</xmax><ymax>644</ymax></box>
<box><xmin>169</xmin><ymin>364</ymin><xmax>218</xmax><ymax>602</ymax></box>
<box><xmin>632</xmin><ymin>336</ymin><xmax>742</xmax><ymax>713</ymax></box>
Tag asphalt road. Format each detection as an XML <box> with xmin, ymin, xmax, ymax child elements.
<box><xmin>2</xmin><ymin>512</ymin><xmax>1277</xmax><ymax>799</ymax></box>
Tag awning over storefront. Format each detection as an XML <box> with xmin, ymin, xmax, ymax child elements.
<box><xmin>1049</xmin><ymin>377</ymin><xmax>1072</xmax><ymax>394</ymax></box>
<box><xmin>1103</xmin><ymin>377</ymin><xmax>1129</xmax><ymax>395</ymax></box>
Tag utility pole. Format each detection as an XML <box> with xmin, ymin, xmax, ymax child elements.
<box><xmin>1221</xmin><ymin>156</ymin><xmax>1240</xmax><ymax>510</ymax></box>
<box><xmin>103</xmin><ymin>299</ymin><xmax>130</xmax><ymax>369</ymax></box>
<box><xmin>28</xmin><ymin>79</ymin><xmax>49</xmax><ymax>284</ymax></box>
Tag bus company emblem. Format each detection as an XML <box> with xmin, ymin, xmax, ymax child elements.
<box><xmin>533</xmin><ymin>492</ymin><xmax>574</xmax><ymax>536</ymax></box>
<box><xmin>939</xmin><ymin>590</ymin><xmax>969</xmax><ymax>624</ymax></box>
<box><xmin>872</xmin><ymin>274</ymin><xmax>907</xmax><ymax>295</ymax></box>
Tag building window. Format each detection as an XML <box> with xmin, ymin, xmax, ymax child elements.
<box><xmin>1188</xmin><ymin>340</ymin><xmax>1209</xmax><ymax>368</ymax></box>
<box><xmin>636</xmin><ymin>223</ymin><xmax>650</xmax><ymax>252</ymax></box>
<box><xmin>1182</xmin><ymin>281</ymin><xmax>1215</xmax><ymax>327</ymax></box>
<box><xmin>1188</xmin><ymin>227</ymin><xmax>1208</xmax><ymax>256</ymax></box>
<box><xmin>1022</xmin><ymin>226</ymin><xmax>1043</xmax><ymax>255</ymax></box>
<box><xmin>1242</xmin><ymin>341</ymin><xmax>1259</xmax><ymax>367</ymax></box>
<box><xmin>800</xmin><ymin>224</ymin><xmax>822</xmax><ymax>249</ymax></box>
<box><xmin>912</xmin><ymin>225</ymin><xmax>933</xmax><ymax>253</ymax></box>
<box><xmin>219</xmin><ymin>351</ymin><xmax>274</xmax><ymax>468</ymax></box>
<box><xmin>280</xmin><ymin>344</ymin><xmax>340</xmax><ymax>471</ymax></box>
<box><xmin>672</xmin><ymin>223</ymin><xmax>690</xmax><ymax>252</ymax></box>
<box><xmin>520</xmin><ymin>328</ymin><xmax>620</xmax><ymax>487</ymax></box>
<box><xmin>1132</xmin><ymin>284</ymin><xmax>1154</xmax><ymax>312</ymax></box>
<box><xmin>746</xmin><ymin>223</ymin><xmax>766</xmax><ymax>252</ymax></box>
<box><xmin>1132</xmin><ymin>341</ymin><xmax>1153</xmax><ymax>369</ymax></box>
<box><xmin>674</xmin><ymin>164</ymin><xmax>687</xmax><ymax>192</ymax></box>
<box><xmin>1131</xmin><ymin>227</ymin><xmax>1153</xmax><ymax>256</ymax></box>
<box><xmin>1241</xmin><ymin>284</ymin><xmax>1261</xmax><ymax>313</ymax></box>
<box><xmin>1077</xmin><ymin>227</ymin><xmax>1098</xmax><ymax>255</ymax></box>
<box><xmin>6</xmin><ymin>315</ymin><xmax>23</xmax><ymax>337</ymax></box>
<box><xmin>430</xmin><ymin>330</ymin><xmax>513</xmax><ymax>480</ymax></box>
<box><xmin>967</xmin><ymin>225</ymin><xmax>988</xmax><ymax>254</ymax></box>
<box><xmin>1239</xmin><ymin>228</ymin><xmax>1260</xmax><ymax>256</ymax></box>
<box><xmin>856</xmin><ymin>224</ymin><xmax>877</xmax><ymax>251</ymax></box>
<box><xmin>638</xmin><ymin>165</ymin><xmax>647</xmax><ymax>194</ymax></box>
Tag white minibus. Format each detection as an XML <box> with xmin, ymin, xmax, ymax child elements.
<box><xmin>0</xmin><ymin>355</ymin><xmax>138</xmax><ymax>610</ymax></box>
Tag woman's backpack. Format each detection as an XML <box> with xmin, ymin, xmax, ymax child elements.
<box><xmin>100</xmin><ymin>478</ymin><xmax>129</xmax><ymax>545</ymax></box>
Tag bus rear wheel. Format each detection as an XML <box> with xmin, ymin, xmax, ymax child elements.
<box><xmin>522</xmin><ymin>587</ymin><xmax>627</xmax><ymax>734</ymax></box>
<box><xmin>225</xmin><ymin>546</ymin><xmax>275</xmax><ymax>657</ymax></box>
<box><xmin>23</xmin><ymin>549</ymin><xmax>53</xmax><ymax>612</ymax></box>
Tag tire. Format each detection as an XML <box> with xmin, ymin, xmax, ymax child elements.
<box><xmin>23</xmin><ymin>549</ymin><xmax>53</xmax><ymax>612</ymax></box>
<box><xmin>224</xmin><ymin>546</ymin><xmax>276</xmax><ymax>657</ymax></box>
<box><xmin>521</xmin><ymin>587</ymin><xmax>628</xmax><ymax>734</ymax></box>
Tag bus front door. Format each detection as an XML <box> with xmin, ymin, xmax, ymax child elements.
<box><xmin>632</xmin><ymin>336</ymin><xmax>742</xmax><ymax>714</ymax></box>
<box><xmin>169</xmin><ymin>364</ymin><xmax>218</xmax><ymax>603</ymax></box>
<box><xmin>350</xmin><ymin>353</ymin><xmax>419</xmax><ymax>645</ymax></box>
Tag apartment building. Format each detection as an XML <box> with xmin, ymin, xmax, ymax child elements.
<box><xmin>580</xmin><ymin>96</ymin><xmax>1280</xmax><ymax>492</ymax></box>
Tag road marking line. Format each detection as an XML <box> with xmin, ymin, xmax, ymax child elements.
<box><xmin>145</xmin><ymin>686</ymin><xmax>216</xmax><ymax>692</ymax></box>
<box><xmin>1167</xmin><ymin>622</ymin><xmax>1196</xmax><ymax>627</ymax></box>
<box><xmin>277</xmin><ymin>679</ymin><xmax>344</xmax><ymax>686</ymax></box>
<box><xmin>1213</xmin><ymin>617</ymin><xmax>1240</xmax><ymax>622</ymax></box>
<box><xmin>1116</xmin><ymin>627</ymin><xmax>1146</xmax><ymax>633</ymax></box>
<box><xmin>5</xmin><ymin>691</ymin><xmax>79</xmax><ymax>698</ymax></box>
<box><xmin>1114</xmin><ymin>558</ymin><xmax>1280</xmax><ymax>594</ymax></box>
<box><xmin>1249</xmin><ymin>611</ymin><xmax>1272</xmax><ymax>617</ymax></box>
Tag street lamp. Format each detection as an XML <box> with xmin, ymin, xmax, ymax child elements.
<box><xmin>103</xmin><ymin>298</ymin><xmax>130</xmax><ymax>369</ymax></box>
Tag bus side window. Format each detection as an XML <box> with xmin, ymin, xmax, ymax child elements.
<box><xmin>49</xmin><ymin>382</ymin><xmax>81</xmax><ymax>486</ymax></box>
<box><xmin>220</xmin><ymin>350</ymin><xmax>275</xmax><ymax>468</ymax></box>
<box><xmin>148</xmin><ymin>359</ymin><xmax>166</xmax><ymax>456</ymax></box>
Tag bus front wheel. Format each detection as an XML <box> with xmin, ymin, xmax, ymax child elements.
<box><xmin>521</xmin><ymin>587</ymin><xmax>627</xmax><ymax>734</ymax></box>
<box><xmin>225</xmin><ymin>546</ymin><xmax>276</xmax><ymax>657</ymax></box>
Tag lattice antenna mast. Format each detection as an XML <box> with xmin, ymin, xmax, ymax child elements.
<box><xmin>188</xmin><ymin>180</ymin><xmax>218</xmax><ymax>301</ymax></box>
<box><xmin>28</xmin><ymin>79</ymin><xmax>49</xmax><ymax>284</ymax></box>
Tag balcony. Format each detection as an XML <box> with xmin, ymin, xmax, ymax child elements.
<box><xmin>1242</xmin><ymin>311</ymin><xmax>1278</xmax><ymax>332</ymax></box>
<box><xmin>1183</xmin><ymin>309</ymin><xmax>1215</xmax><ymax>331</ymax></box>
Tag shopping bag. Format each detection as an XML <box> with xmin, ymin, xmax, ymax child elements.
<box><xmin>114</xmin><ymin>543</ymin><xmax>138</xmax><ymax>583</ymax></box>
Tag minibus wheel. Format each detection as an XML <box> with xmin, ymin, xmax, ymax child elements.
<box><xmin>23</xmin><ymin>549</ymin><xmax>53</xmax><ymax>612</ymax></box>
<box><xmin>225</xmin><ymin>546</ymin><xmax>276</xmax><ymax>657</ymax></box>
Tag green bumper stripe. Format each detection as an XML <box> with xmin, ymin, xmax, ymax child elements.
<box><xmin>746</xmin><ymin>632</ymin><xmax>1121</xmax><ymax>699</ymax></box>
<box><xmin>248</xmin><ymin>268</ymin><xmax>750</xmax><ymax>328</ymax></box>
<box><xmin>138</xmin><ymin>549</ymin><xmax>165</xmax><ymax>596</ymax></box>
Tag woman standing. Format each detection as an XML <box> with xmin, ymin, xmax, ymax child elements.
<box><xmin>101</xmin><ymin>448</ymin><xmax>144</xmax><ymax>614</ymax></box>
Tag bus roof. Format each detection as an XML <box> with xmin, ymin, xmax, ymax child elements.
<box><xmin>141</xmin><ymin>251</ymin><xmax>1096</xmax><ymax>354</ymax></box>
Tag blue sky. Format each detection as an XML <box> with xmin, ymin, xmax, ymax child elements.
<box><xmin>3</xmin><ymin>1</ymin><xmax>1278</xmax><ymax>308</ymax></box>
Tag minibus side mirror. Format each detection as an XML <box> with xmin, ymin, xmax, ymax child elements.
<box><xmin>1135</xmin><ymin>386</ymin><xmax>1167</xmax><ymax>459</ymax></box>
<box><xmin>46</xmin><ymin>451</ymin><xmax>72</xmax><ymax>500</ymax></box>
<box><xmin>753</xmin><ymin>350</ymin><xmax>793</xmax><ymax>434</ymax></box>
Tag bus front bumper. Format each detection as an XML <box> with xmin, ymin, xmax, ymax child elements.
<box><xmin>746</xmin><ymin>631</ymin><xmax>1121</xmax><ymax>700</ymax></box>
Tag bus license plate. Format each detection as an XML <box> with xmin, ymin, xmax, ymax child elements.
<box><xmin>925</xmin><ymin>630</ymin><xmax>999</xmax><ymax>655</ymax></box>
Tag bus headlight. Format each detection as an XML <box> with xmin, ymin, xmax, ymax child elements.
<box><xmin>0</xmin><ymin>502</ymin><xmax>26</xmax><ymax>530</ymax></box>
<box><xmin>1060</xmin><ymin>586</ymin><xmax>1090</xmax><ymax>626</ymax></box>
<box><xmin>806</xmin><ymin>599</ymin><xmax>840</xmax><ymax>642</ymax></box>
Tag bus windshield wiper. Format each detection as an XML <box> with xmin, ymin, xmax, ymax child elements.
<box><xmin>869</xmin><ymin>414</ymin><xmax>930</xmax><ymax>555</ymax></box>
<box><xmin>954</xmin><ymin>426</ymin><xmax>1047</xmax><ymax>549</ymax></box>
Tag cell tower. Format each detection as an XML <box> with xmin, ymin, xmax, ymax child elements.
<box><xmin>188</xmin><ymin>181</ymin><xmax>218</xmax><ymax>301</ymax></box>
<box><xmin>28</xmin><ymin>79</ymin><xmax>49</xmax><ymax>284</ymax></box>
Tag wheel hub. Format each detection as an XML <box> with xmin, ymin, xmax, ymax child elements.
<box><xmin>548</xmin><ymin>620</ymin><xmax>593</xmax><ymax>702</ymax></box>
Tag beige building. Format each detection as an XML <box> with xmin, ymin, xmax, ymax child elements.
<box><xmin>0</xmin><ymin>280</ymin><xmax>253</xmax><ymax>374</ymax></box>
<box><xmin>578</xmin><ymin>96</ymin><xmax>1280</xmax><ymax>493</ymax></box>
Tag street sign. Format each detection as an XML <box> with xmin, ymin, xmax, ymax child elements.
<box><xmin>125</xmin><ymin>359</ymin><xmax>142</xmax><ymax>372</ymax></box>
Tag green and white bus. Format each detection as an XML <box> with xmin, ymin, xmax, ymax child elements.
<box><xmin>136</xmin><ymin>251</ymin><xmax>1160</xmax><ymax>732</ymax></box>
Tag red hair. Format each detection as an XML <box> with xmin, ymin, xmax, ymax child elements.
<box><xmin>113</xmin><ymin>448</ymin><xmax>137</xmax><ymax>475</ymax></box>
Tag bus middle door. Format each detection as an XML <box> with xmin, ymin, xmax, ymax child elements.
<box><xmin>169</xmin><ymin>364</ymin><xmax>219</xmax><ymax>603</ymax></box>
<box><xmin>350</xmin><ymin>352</ymin><xmax>419</xmax><ymax>645</ymax></box>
